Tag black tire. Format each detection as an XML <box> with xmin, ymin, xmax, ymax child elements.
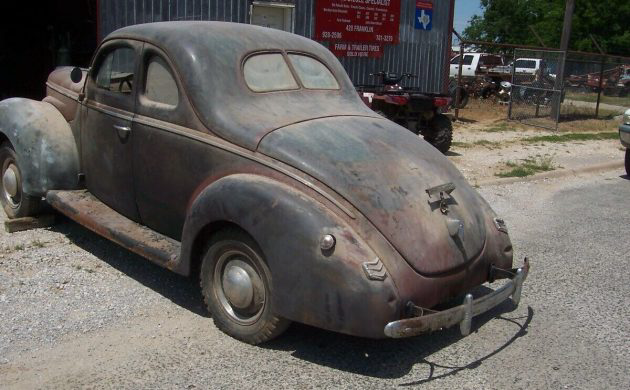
<box><xmin>625</xmin><ymin>149</ymin><xmax>629</xmax><ymax>176</ymax></box>
<box><xmin>449</xmin><ymin>85</ymin><xmax>469</xmax><ymax>109</ymax></box>
<box><xmin>421</xmin><ymin>114</ymin><xmax>453</xmax><ymax>154</ymax></box>
<box><xmin>200</xmin><ymin>228</ymin><xmax>290</xmax><ymax>344</ymax></box>
<box><xmin>0</xmin><ymin>142</ymin><xmax>42</xmax><ymax>219</ymax></box>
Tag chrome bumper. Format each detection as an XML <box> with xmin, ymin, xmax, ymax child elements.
<box><xmin>384</xmin><ymin>259</ymin><xmax>530</xmax><ymax>338</ymax></box>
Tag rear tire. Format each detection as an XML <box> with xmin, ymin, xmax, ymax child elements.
<box><xmin>0</xmin><ymin>142</ymin><xmax>42</xmax><ymax>219</ymax></box>
<box><xmin>420</xmin><ymin>114</ymin><xmax>453</xmax><ymax>154</ymax></box>
<box><xmin>200</xmin><ymin>228</ymin><xmax>290</xmax><ymax>344</ymax></box>
<box><xmin>625</xmin><ymin>149</ymin><xmax>629</xmax><ymax>176</ymax></box>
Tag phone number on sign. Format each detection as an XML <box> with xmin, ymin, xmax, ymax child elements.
<box><xmin>321</xmin><ymin>31</ymin><xmax>343</xmax><ymax>39</ymax></box>
<box><xmin>376</xmin><ymin>34</ymin><xmax>394</xmax><ymax>42</ymax></box>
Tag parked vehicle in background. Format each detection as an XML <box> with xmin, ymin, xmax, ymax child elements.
<box><xmin>514</xmin><ymin>58</ymin><xmax>542</xmax><ymax>75</ymax></box>
<box><xmin>357</xmin><ymin>71</ymin><xmax>453</xmax><ymax>153</ymax></box>
<box><xmin>0</xmin><ymin>22</ymin><xmax>528</xmax><ymax>344</ymax></box>
<box><xmin>450</xmin><ymin>52</ymin><xmax>505</xmax><ymax>77</ymax></box>
<box><xmin>620</xmin><ymin>109</ymin><xmax>630</xmax><ymax>175</ymax></box>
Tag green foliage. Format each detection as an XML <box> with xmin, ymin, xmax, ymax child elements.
<box><xmin>523</xmin><ymin>132</ymin><xmax>618</xmax><ymax>143</ymax></box>
<box><xmin>463</xmin><ymin>0</ymin><xmax>630</xmax><ymax>56</ymax></box>
<box><xmin>496</xmin><ymin>155</ymin><xmax>556</xmax><ymax>177</ymax></box>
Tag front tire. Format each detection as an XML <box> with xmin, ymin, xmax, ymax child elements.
<box><xmin>625</xmin><ymin>149</ymin><xmax>629</xmax><ymax>176</ymax></box>
<box><xmin>0</xmin><ymin>142</ymin><xmax>41</xmax><ymax>219</ymax></box>
<box><xmin>420</xmin><ymin>114</ymin><xmax>453</xmax><ymax>154</ymax></box>
<box><xmin>200</xmin><ymin>228</ymin><xmax>290</xmax><ymax>344</ymax></box>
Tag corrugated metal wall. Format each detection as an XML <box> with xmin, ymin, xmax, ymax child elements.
<box><xmin>99</xmin><ymin>0</ymin><xmax>451</xmax><ymax>93</ymax></box>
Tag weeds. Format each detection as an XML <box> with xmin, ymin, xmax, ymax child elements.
<box><xmin>473</xmin><ymin>139</ymin><xmax>502</xmax><ymax>148</ymax></box>
<box><xmin>496</xmin><ymin>155</ymin><xmax>556</xmax><ymax>178</ymax></box>
<box><xmin>451</xmin><ymin>141</ymin><xmax>472</xmax><ymax>148</ymax></box>
<box><xmin>480</xmin><ymin>121</ymin><xmax>516</xmax><ymax>133</ymax></box>
<box><xmin>13</xmin><ymin>244</ymin><xmax>24</xmax><ymax>251</ymax></box>
<box><xmin>523</xmin><ymin>132</ymin><xmax>617</xmax><ymax>143</ymax></box>
<box><xmin>32</xmin><ymin>239</ymin><xmax>45</xmax><ymax>248</ymax></box>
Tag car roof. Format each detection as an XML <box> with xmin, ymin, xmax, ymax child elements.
<box><xmin>105</xmin><ymin>21</ymin><xmax>373</xmax><ymax>150</ymax></box>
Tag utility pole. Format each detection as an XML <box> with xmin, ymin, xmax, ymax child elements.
<box><xmin>552</xmin><ymin>0</ymin><xmax>575</xmax><ymax>122</ymax></box>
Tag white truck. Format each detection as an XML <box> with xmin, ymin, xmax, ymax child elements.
<box><xmin>450</xmin><ymin>53</ymin><xmax>545</xmax><ymax>78</ymax></box>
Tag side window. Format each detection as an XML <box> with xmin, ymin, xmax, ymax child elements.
<box><xmin>462</xmin><ymin>55</ymin><xmax>474</xmax><ymax>65</ymax></box>
<box><xmin>94</xmin><ymin>47</ymin><xmax>135</xmax><ymax>94</ymax></box>
<box><xmin>144</xmin><ymin>56</ymin><xmax>179</xmax><ymax>107</ymax></box>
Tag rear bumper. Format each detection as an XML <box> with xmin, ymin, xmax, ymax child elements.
<box><xmin>384</xmin><ymin>258</ymin><xmax>530</xmax><ymax>338</ymax></box>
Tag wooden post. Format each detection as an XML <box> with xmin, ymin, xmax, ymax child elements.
<box><xmin>551</xmin><ymin>0</ymin><xmax>575</xmax><ymax>124</ymax></box>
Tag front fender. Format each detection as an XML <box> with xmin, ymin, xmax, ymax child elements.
<box><xmin>0</xmin><ymin>98</ymin><xmax>80</xmax><ymax>196</ymax></box>
<box><xmin>178</xmin><ymin>174</ymin><xmax>400</xmax><ymax>338</ymax></box>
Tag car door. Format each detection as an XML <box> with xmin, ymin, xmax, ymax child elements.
<box><xmin>451</xmin><ymin>54</ymin><xmax>476</xmax><ymax>77</ymax></box>
<box><xmin>131</xmin><ymin>45</ymin><xmax>210</xmax><ymax>239</ymax></box>
<box><xmin>82</xmin><ymin>41</ymin><xmax>141</xmax><ymax>221</ymax></box>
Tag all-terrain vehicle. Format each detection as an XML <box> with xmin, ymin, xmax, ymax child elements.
<box><xmin>357</xmin><ymin>71</ymin><xmax>453</xmax><ymax>153</ymax></box>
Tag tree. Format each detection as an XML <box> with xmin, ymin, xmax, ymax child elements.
<box><xmin>463</xmin><ymin>0</ymin><xmax>630</xmax><ymax>56</ymax></box>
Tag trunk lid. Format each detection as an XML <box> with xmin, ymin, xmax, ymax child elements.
<box><xmin>258</xmin><ymin>116</ymin><xmax>488</xmax><ymax>275</ymax></box>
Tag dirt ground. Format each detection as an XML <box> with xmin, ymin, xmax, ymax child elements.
<box><xmin>447</xmin><ymin>100</ymin><xmax>625</xmax><ymax>183</ymax></box>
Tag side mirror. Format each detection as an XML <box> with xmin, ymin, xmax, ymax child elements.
<box><xmin>70</xmin><ymin>67</ymin><xmax>83</xmax><ymax>83</ymax></box>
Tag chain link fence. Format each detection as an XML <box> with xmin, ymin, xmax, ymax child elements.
<box><xmin>508</xmin><ymin>49</ymin><xmax>564</xmax><ymax>130</ymax></box>
<box><xmin>450</xmin><ymin>40</ymin><xmax>630</xmax><ymax>130</ymax></box>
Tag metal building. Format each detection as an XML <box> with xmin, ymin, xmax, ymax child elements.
<box><xmin>98</xmin><ymin>0</ymin><xmax>454</xmax><ymax>93</ymax></box>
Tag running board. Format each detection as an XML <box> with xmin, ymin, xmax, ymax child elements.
<box><xmin>46</xmin><ymin>190</ymin><xmax>180</xmax><ymax>270</ymax></box>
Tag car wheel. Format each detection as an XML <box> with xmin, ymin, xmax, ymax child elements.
<box><xmin>200</xmin><ymin>228</ymin><xmax>290</xmax><ymax>344</ymax></box>
<box><xmin>0</xmin><ymin>142</ymin><xmax>41</xmax><ymax>219</ymax></box>
<box><xmin>421</xmin><ymin>114</ymin><xmax>453</xmax><ymax>154</ymax></box>
<box><xmin>625</xmin><ymin>149</ymin><xmax>629</xmax><ymax>176</ymax></box>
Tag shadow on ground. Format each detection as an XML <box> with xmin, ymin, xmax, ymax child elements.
<box><xmin>263</xmin><ymin>293</ymin><xmax>533</xmax><ymax>382</ymax></box>
<box><xmin>49</xmin><ymin>215</ymin><xmax>533</xmax><ymax>382</ymax></box>
<box><xmin>49</xmin><ymin>216</ymin><xmax>209</xmax><ymax>317</ymax></box>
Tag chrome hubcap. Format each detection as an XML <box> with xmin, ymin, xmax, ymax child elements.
<box><xmin>3</xmin><ymin>165</ymin><xmax>18</xmax><ymax>198</ymax></box>
<box><xmin>214</xmin><ymin>251</ymin><xmax>266</xmax><ymax>325</ymax></box>
<box><xmin>222</xmin><ymin>262</ymin><xmax>254</xmax><ymax>309</ymax></box>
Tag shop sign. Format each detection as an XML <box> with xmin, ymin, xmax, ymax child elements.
<box><xmin>315</xmin><ymin>0</ymin><xmax>401</xmax><ymax>44</ymax></box>
<box><xmin>415</xmin><ymin>1</ymin><xmax>433</xmax><ymax>30</ymax></box>
<box><xmin>330</xmin><ymin>42</ymin><xmax>384</xmax><ymax>58</ymax></box>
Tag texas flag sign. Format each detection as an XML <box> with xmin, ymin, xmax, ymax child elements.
<box><xmin>415</xmin><ymin>1</ymin><xmax>433</xmax><ymax>30</ymax></box>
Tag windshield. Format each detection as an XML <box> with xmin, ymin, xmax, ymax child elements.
<box><xmin>244</xmin><ymin>53</ymin><xmax>339</xmax><ymax>92</ymax></box>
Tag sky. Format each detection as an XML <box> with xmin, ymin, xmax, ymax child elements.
<box><xmin>454</xmin><ymin>0</ymin><xmax>483</xmax><ymax>35</ymax></box>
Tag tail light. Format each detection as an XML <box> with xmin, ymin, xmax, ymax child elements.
<box><xmin>384</xmin><ymin>95</ymin><xmax>409</xmax><ymax>105</ymax></box>
<box><xmin>433</xmin><ymin>97</ymin><xmax>451</xmax><ymax>107</ymax></box>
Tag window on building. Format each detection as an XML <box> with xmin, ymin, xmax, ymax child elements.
<box><xmin>250</xmin><ymin>2</ymin><xmax>295</xmax><ymax>33</ymax></box>
<box><xmin>144</xmin><ymin>56</ymin><xmax>179</xmax><ymax>107</ymax></box>
<box><xmin>95</xmin><ymin>47</ymin><xmax>135</xmax><ymax>94</ymax></box>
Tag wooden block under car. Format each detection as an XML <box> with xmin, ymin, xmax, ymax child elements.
<box><xmin>4</xmin><ymin>215</ymin><xmax>56</xmax><ymax>233</ymax></box>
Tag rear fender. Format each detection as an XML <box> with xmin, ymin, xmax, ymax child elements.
<box><xmin>177</xmin><ymin>174</ymin><xmax>400</xmax><ymax>338</ymax></box>
<box><xmin>0</xmin><ymin>98</ymin><xmax>80</xmax><ymax>196</ymax></box>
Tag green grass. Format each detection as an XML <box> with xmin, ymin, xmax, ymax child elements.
<box><xmin>565</xmin><ymin>91</ymin><xmax>630</xmax><ymax>106</ymax></box>
<box><xmin>480</xmin><ymin>121</ymin><xmax>516</xmax><ymax>133</ymax></box>
<box><xmin>523</xmin><ymin>132</ymin><xmax>618</xmax><ymax>143</ymax></box>
<box><xmin>451</xmin><ymin>141</ymin><xmax>472</xmax><ymax>148</ymax></box>
<box><xmin>32</xmin><ymin>240</ymin><xmax>45</xmax><ymax>248</ymax></box>
<box><xmin>496</xmin><ymin>155</ymin><xmax>556</xmax><ymax>178</ymax></box>
<box><xmin>473</xmin><ymin>139</ymin><xmax>502</xmax><ymax>148</ymax></box>
<box><xmin>13</xmin><ymin>244</ymin><xmax>24</xmax><ymax>251</ymax></box>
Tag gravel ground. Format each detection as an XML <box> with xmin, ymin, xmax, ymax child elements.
<box><xmin>0</xmin><ymin>170</ymin><xmax>629</xmax><ymax>389</ymax></box>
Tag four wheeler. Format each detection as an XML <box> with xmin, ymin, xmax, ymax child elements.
<box><xmin>357</xmin><ymin>71</ymin><xmax>454</xmax><ymax>153</ymax></box>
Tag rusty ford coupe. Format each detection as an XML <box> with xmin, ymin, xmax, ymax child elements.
<box><xmin>0</xmin><ymin>22</ymin><xmax>529</xmax><ymax>344</ymax></box>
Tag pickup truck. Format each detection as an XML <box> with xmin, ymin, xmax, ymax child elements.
<box><xmin>0</xmin><ymin>21</ymin><xmax>528</xmax><ymax>344</ymax></box>
<box><xmin>449</xmin><ymin>52</ymin><xmax>505</xmax><ymax>78</ymax></box>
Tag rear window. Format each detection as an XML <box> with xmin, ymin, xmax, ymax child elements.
<box><xmin>516</xmin><ymin>60</ymin><xmax>537</xmax><ymax>69</ymax></box>
<box><xmin>243</xmin><ymin>53</ymin><xmax>299</xmax><ymax>92</ymax></box>
<box><xmin>288</xmin><ymin>54</ymin><xmax>339</xmax><ymax>89</ymax></box>
<box><xmin>244</xmin><ymin>52</ymin><xmax>339</xmax><ymax>92</ymax></box>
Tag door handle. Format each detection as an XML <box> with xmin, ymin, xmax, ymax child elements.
<box><xmin>113</xmin><ymin>125</ymin><xmax>131</xmax><ymax>133</ymax></box>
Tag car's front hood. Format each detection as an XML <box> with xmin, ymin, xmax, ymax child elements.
<box><xmin>257</xmin><ymin>116</ymin><xmax>489</xmax><ymax>275</ymax></box>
